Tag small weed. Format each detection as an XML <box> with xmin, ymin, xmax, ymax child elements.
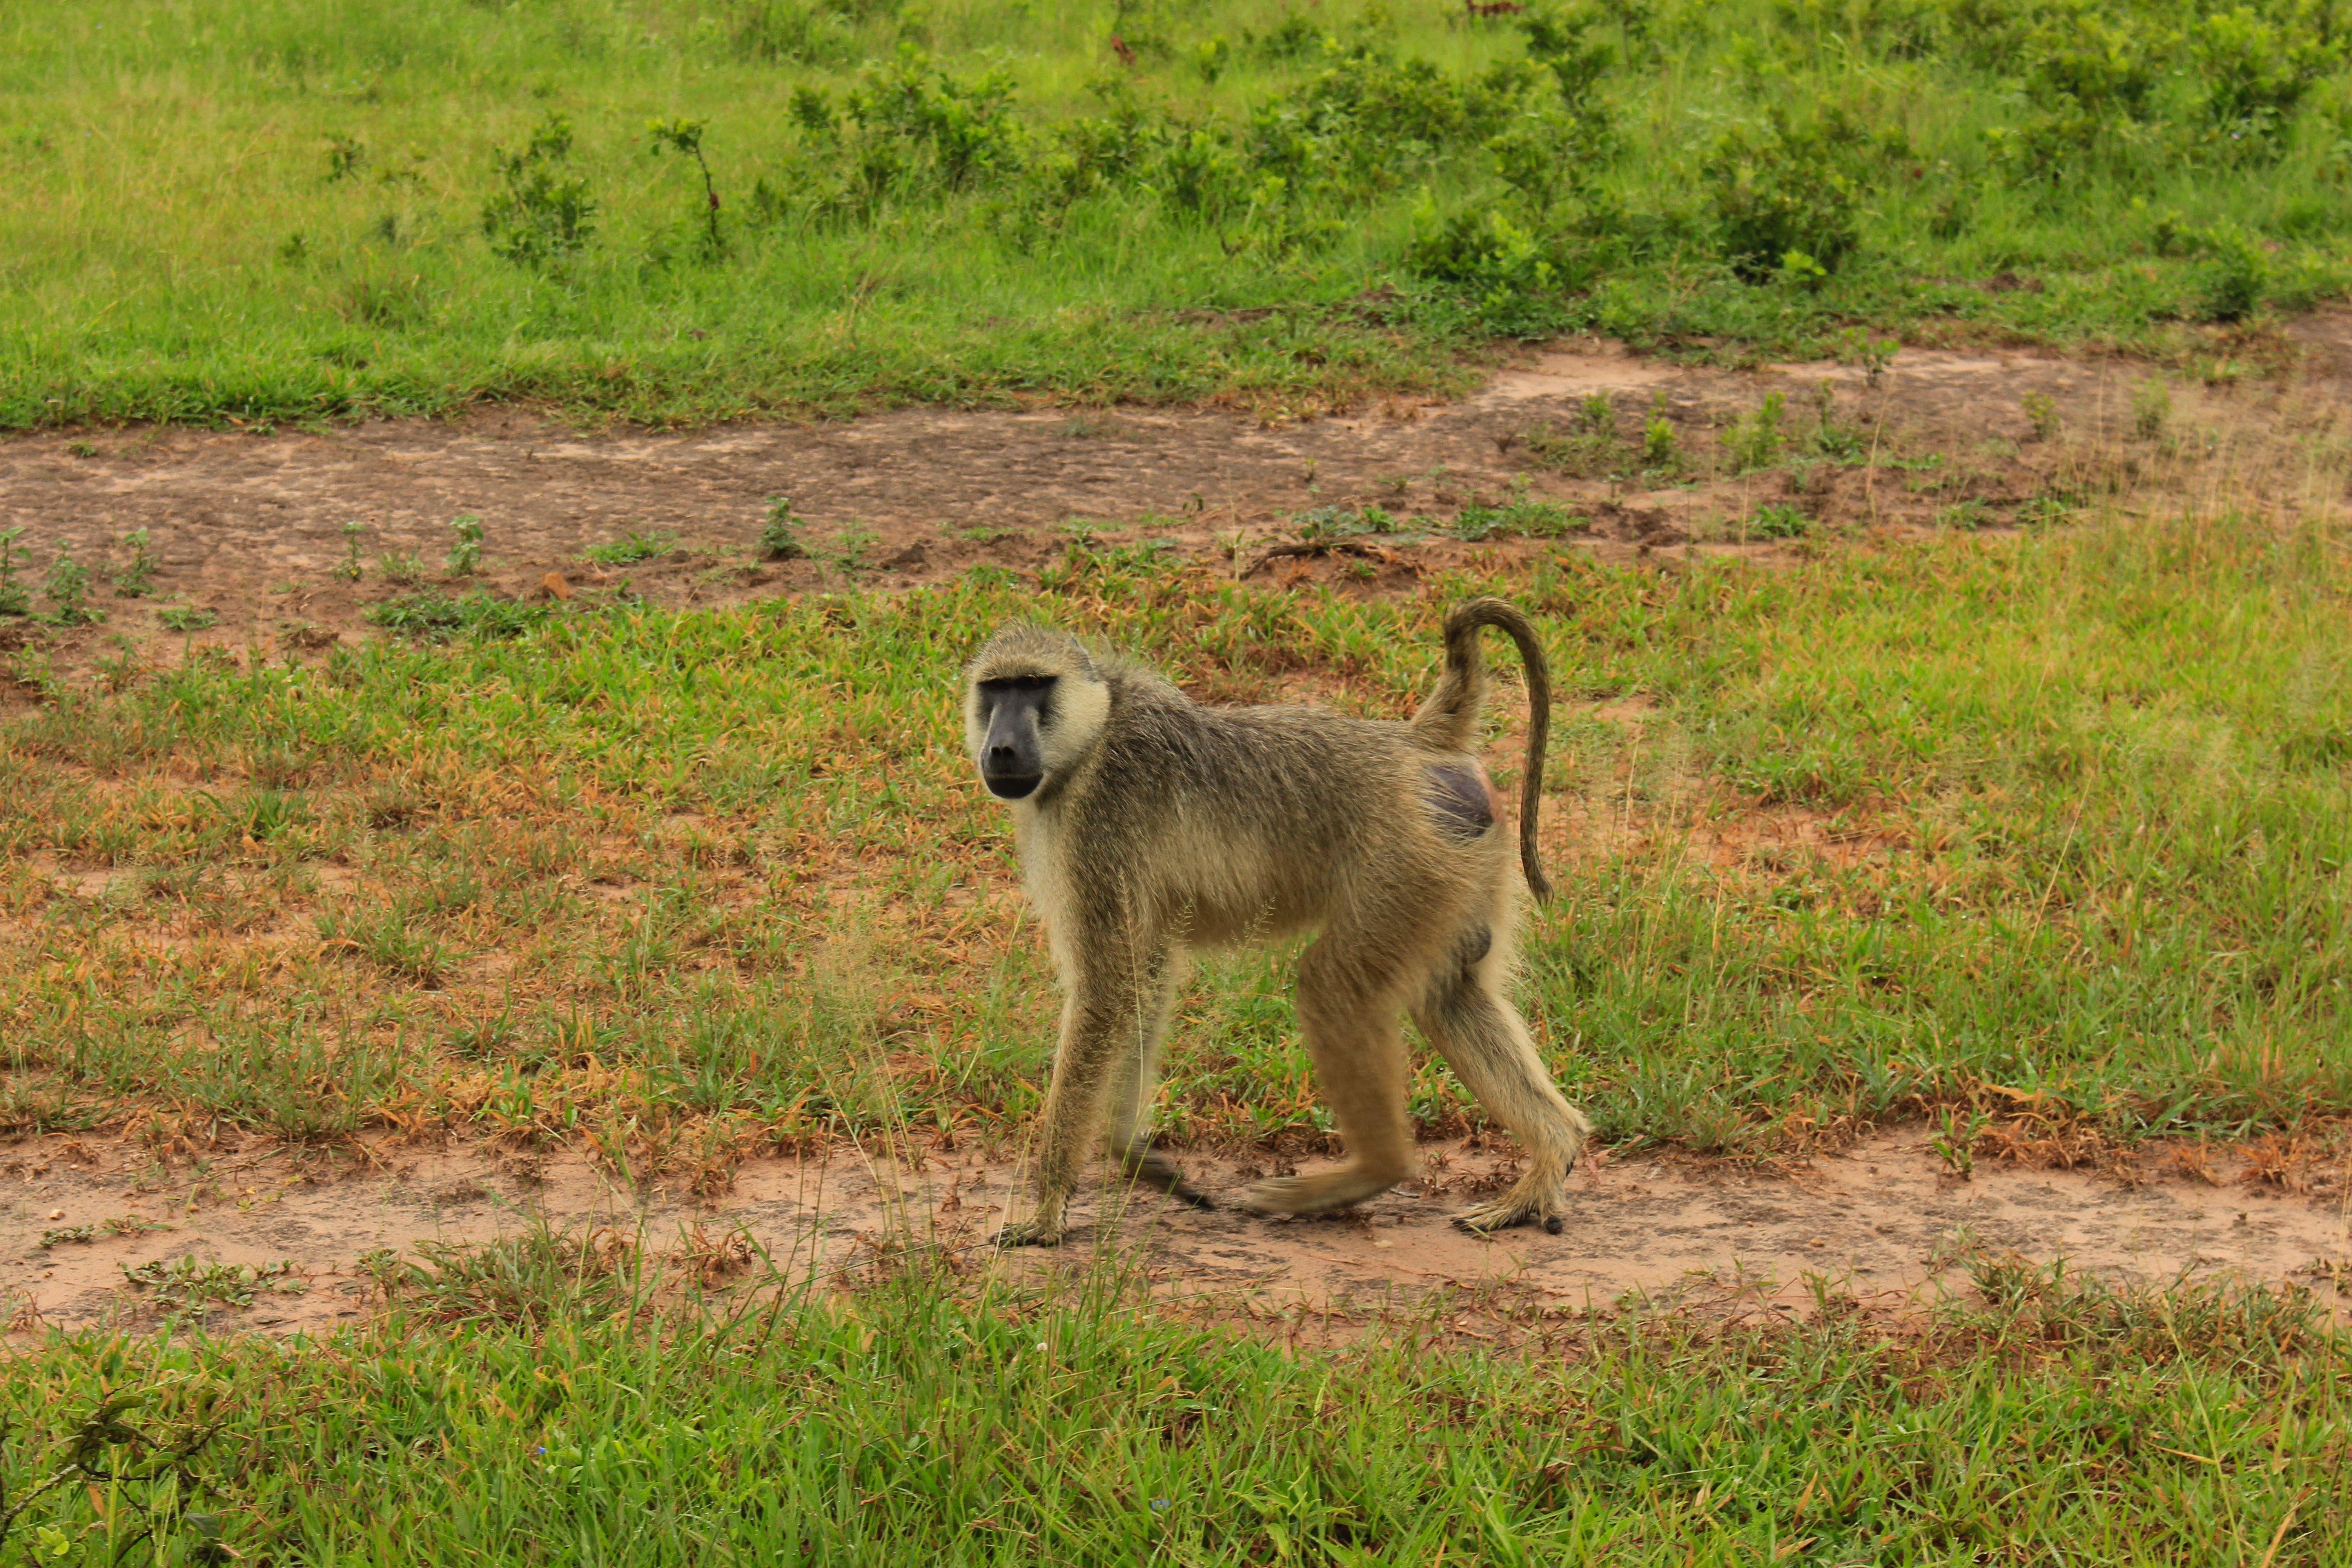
<box><xmin>1836</xmin><ymin>328</ymin><xmax>1899</xmax><ymax>387</ymax></box>
<box><xmin>157</xmin><ymin>605</ymin><xmax>219</xmax><ymax>633</ymax></box>
<box><xmin>2016</xmin><ymin>492</ymin><xmax>2081</xmax><ymax>528</ymax></box>
<box><xmin>1640</xmin><ymin>393</ymin><xmax>1681</xmax><ymax>473</ymax></box>
<box><xmin>66</xmin><ymin>440</ymin><xmax>99</xmax><ymax>459</ymax></box>
<box><xmin>5</xmin><ymin>648</ymin><xmax>63</xmax><ymax>701</ymax></box>
<box><xmin>1746</xmin><ymin>501</ymin><xmax>1813</xmax><ymax>538</ymax></box>
<box><xmin>93</xmin><ymin>639</ymin><xmax>147</xmax><ymax>695</ymax></box>
<box><xmin>1938</xmin><ymin>499</ymin><xmax>1996</xmax><ymax>529</ymax></box>
<box><xmin>109</xmin><ymin>528</ymin><xmax>159</xmax><ymax>598</ymax></box>
<box><xmin>38</xmin><ymin>1225</ymin><xmax>95</xmax><ymax>1249</ymax></box>
<box><xmin>1809</xmin><ymin>380</ymin><xmax>1867</xmax><ymax>461</ymax></box>
<box><xmin>1524</xmin><ymin>394</ymin><xmax>1621</xmax><ymax>477</ymax></box>
<box><xmin>325</xmin><ymin>131</ymin><xmax>367</xmax><ymax>181</ymax></box>
<box><xmin>445</xmin><ymin>514</ymin><xmax>484</xmax><ymax>577</ymax></box>
<box><xmin>2021</xmin><ymin>392</ymin><xmax>2061</xmax><ymax>441</ymax></box>
<box><xmin>583</xmin><ymin>529</ymin><xmax>677</xmax><ymax>566</ymax></box>
<box><xmin>334</xmin><ymin>519</ymin><xmax>367</xmax><ymax>582</ymax></box>
<box><xmin>759</xmin><ymin>496</ymin><xmax>809</xmax><ymax>560</ymax></box>
<box><xmin>1930</xmin><ymin>1106</ymin><xmax>1992</xmax><ymax>1178</ymax></box>
<box><xmin>365</xmin><ymin>1225</ymin><xmax>640</xmax><ymax>1327</ymax></box>
<box><xmin>1720</xmin><ymin>392</ymin><xmax>1788</xmax><ymax>475</ymax></box>
<box><xmin>2133</xmin><ymin>379</ymin><xmax>2172</xmax><ymax>440</ymax></box>
<box><xmin>318</xmin><ymin>903</ymin><xmax>452</xmax><ymax>983</ymax></box>
<box><xmin>0</xmin><ymin>526</ymin><xmax>28</xmax><ymax>616</ymax></box>
<box><xmin>831</xmin><ymin>523</ymin><xmax>879</xmax><ymax>572</ymax></box>
<box><xmin>377</xmin><ymin>551</ymin><xmax>425</xmax><ymax>585</ymax></box>
<box><xmin>42</xmin><ymin>550</ymin><xmax>98</xmax><ymax>626</ymax></box>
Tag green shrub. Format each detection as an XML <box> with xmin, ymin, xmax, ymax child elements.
<box><xmin>1405</xmin><ymin>207</ymin><xmax>1573</xmax><ymax>334</ymax></box>
<box><xmin>1702</xmin><ymin>110</ymin><xmax>1896</xmax><ymax>281</ymax></box>
<box><xmin>481</xmin><ymin>113</ymin><xmax>596</xmax><ymax>267</ymax></box>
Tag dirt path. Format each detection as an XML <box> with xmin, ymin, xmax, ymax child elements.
<box><xmin>6</xmin><ymin>320</ymin><xmax>2347</xmax><ymax>676</ymax></box>
<box><xmin>9</xmin><ymin>1129</ymin><xmax>2345</xmax><ymax>1337</ymax></box>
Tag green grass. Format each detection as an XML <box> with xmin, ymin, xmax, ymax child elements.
<box><xmin>1</xmin><ymin>1246</ymin><xmax>2345</xmax><ymax>1564</ymax></box>
<box><xmin>3</xmin><ymin>0</ymin><xmax>2348</xmax><ymax>428</ymax></box>
<box><xmin>3</xmin><ymin>508</ymin><xmax>2347</xmax><ymax>1161</ymax></box>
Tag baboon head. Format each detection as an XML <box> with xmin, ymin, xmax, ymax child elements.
<box><xmin>962</xmin><ymin>623</ymin><xmax>1110</xmax><ymax>802</ymax></box>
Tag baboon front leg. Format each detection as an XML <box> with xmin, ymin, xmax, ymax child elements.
<box><xmin>1238</xmin><ymin>939</ymin><xmax>1415</xmax><ymax>1218</ymax></box>
<box><xmin>996</xmin><ymin>941</ymin><xmax>1174</xmax><ymax>1248</ymax></box>
<box><xmin>1412</xmin><ymin>957</ymin><xmax>1590</xmax><ymax>1236</ymax></box>
<box><xmin>1105</xmin><ymin>948</ymin><xmax>1212</xmax><ymax>1210</ymax></box>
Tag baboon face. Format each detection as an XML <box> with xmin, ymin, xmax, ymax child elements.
<box><xmin>971</xmin><ymin>676</ymin><xmax>1055</xmax><ymax>799</ymax></box>
<box><xmin>964</xmin><ymin>624</ymin><xmax>1112</xmax><ymax>805</ymax></box>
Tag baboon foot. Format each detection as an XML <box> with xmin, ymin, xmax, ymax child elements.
<box><xmin>1451</xmin><ymin>1187</ymin><xmax>1567</xmax><ymax>1237</ymax></box>
<box><xmin>1120</xmin><ymin>1149</ymin><xmax>1215</xmax><ymax>1210</ymax></box>
<box><xmin>992</xmin><ymin>1218</ymin><xmax>1067</xmax><ymax>1249</ymax></box>
<box><xmin>1237</xmin><ymin>1166</ymin><xmax>1403</xmax><ymax>1217</ymax></box>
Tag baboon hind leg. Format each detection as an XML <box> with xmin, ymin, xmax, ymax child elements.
<box><xmin>1104</xmin><ymin>948</ymin><xmax>1211</xmax><ymax>1210</ymax></box>
<box><xmin>1412</xmin><ymin>936</ymin><xmax>1590</xmax><ymax>1235</ymax></box>
<box><xmin>1239</xmin><ymin>936</ymin><xmax>1415</xmax><ymax>1217</ymax></box>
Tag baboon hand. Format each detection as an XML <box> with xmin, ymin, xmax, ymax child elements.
<box><xmin>1451</xmin><ymin>1197</ymin><xmax>1567</xmax><ymax>1237</ymax></box>
<box><xmin>1120</xmin><ymin>1149</ymin><xmax>1215</xmax><ymax>1210</ymax></box>
<box><xmin>992</xmin><ymin>1218</ymin><xmax>1066</xmax><ymax>1249</ymax></box>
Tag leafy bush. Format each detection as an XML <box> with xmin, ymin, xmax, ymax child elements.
<box><xmin>482</xmin><ymin>114</ymin><xmax>596</xmax><ymax>267</ymax></box>
<box><xmin>1405</xmin><ymin>207</ymin><xmax>1573</xmax><ymax>334</ymax></box>
<box><xmin>1702</xmin><ymin>110</ymin><xmax>1898</xmax><ymax>281</ymax></box>
<box><xmin>2190</xmin><ymin>6</ymin><xmax>2334</xmax><ymax>143</ymax></box>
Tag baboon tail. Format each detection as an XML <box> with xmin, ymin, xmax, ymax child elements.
<box><xmin>1413</xmin><ymin>597</ymin><xmax>1554</xmax><ymax>902</ymax></box>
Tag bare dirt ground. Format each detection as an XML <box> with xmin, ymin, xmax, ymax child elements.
<box><xmin>6</xmin><ymin>1127</ymin><xmax>2346</xmax><ymax>1338</ymax></box>
<box><xmin>4</xmin><ymin>315</ymin><xmax>2347</xmax><ymax>679</ymax></box>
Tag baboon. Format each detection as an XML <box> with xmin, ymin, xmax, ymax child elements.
<box><xmin>963</xmin><ymin>597</ymin><xmax>1590</xmax><ymax>1246</ymax></box>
